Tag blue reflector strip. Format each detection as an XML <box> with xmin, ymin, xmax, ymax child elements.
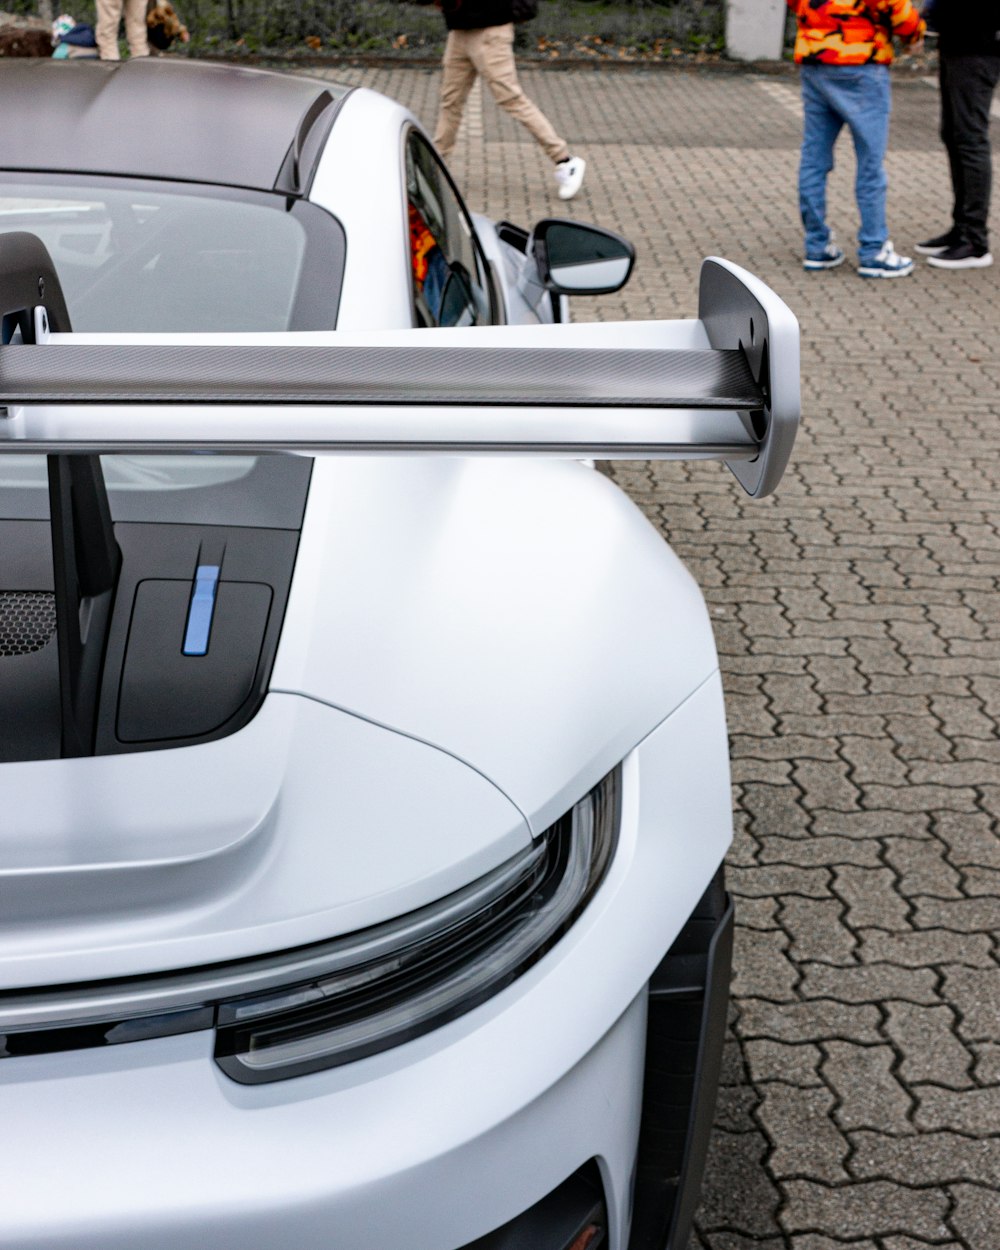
<box><xmin>183</xmin><ymin>565</ymin><xmax>220</xmax><ymax>656</ymax></box>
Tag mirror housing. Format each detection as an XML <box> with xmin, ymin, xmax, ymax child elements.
<box><xmin>531</xmin><ymin>218</ymin><xmax>635</xmax><ymax>296</ymax></box>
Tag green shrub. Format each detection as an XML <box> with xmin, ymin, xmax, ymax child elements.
<box><xmin>21</xmin><ymin>0</ymin><xmax>725</xmax><ymax>57</ymax></box>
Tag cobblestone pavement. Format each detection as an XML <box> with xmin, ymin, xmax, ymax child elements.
<box><xmin>311</xmin><ymin>63</ymin><xmax>1000</xmax><ymax>1249</ymax></box>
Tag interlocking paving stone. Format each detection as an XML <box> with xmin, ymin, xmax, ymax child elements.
<box><xmin>302</xmin><ymin>60</ymin><xmax>1000</xmax><ymax>1250</ymax></box>
<box><xmin>823</xmin><ymin>1042</ymin><xmax>915</xmax><ymax>1135</ymax></box>
<box><xmin>730</xmin><ymin>862</ymin><xmax>833</xmax><ymax>899</ymax></box>
<box><xmin>940</xmin><ymin>966</ymin><xmax>1000</xmax><ymax>1042</ymax></box>
<box><xmin>731</xmin><ymin>733</ymin><xmax>840</xmax><ymax>762</ymax></box>
<box><xmin>811</xmin><ymin>807</ymin><xmax>923</xmax><ymax>837</ymax></box>
<box><xmin>914</xmin><ymin>1085</ymin><xmax>1000</xmax><ymax>1136</ymax></box>
<box><xmin>800</xmin><ymin>955</ymin><xmax>940</xmax><ymax>1005</ymax></box>
<box><xmin>780</xmin><ymin>1179</ymin><xmax>952</xmax><ymax>1240</ymax></box>
<box><xmin>792</xmin><ymin>759</ymin><xmax>863</xmax><ymax>811</ymax></box>
<box><xmin>756</xmin><ymin>1082</ymin><xmax>850</xmax><ymax>1181</ymax></box>
<box><xmin>883</xmin><ymin>836</ymin><xmax>964</xmax><ymax>898</ymax></box>
<box><xmin>970</xmin><ymin>1041</ymin><xmax>1000</xmax><ymax>1084</ymax></box>
<box><xmin>742</xmin><ymin>1038</ymin><xmax>825</xmax><ymax>1087</ymax></box>
<box><xmin>781</xmin><ymin>895</ymin><xmax>858</xmax><ymax>965</ymax></box>
<box><xmin>948</xmin><ymin>1184</ymin><xmax>1000</xmax><ymax>1246</ymax></box>
<box><xmin>733</xmin><ymin>894</ymin><xmax>782</xmax><ymax>930</ymax></box>
<box><xmin>861</xmin><ymin>784</ymin><xmax>980</xmax><ymax>814</ymax></box>
<box><xmin>833</xmin><ymin>866</ymin><xmax>912</xmax><ymax>930</ymax></box>
<box><xmin>883</xmin><ymin>1003</ymin><xmax>975</xmax><ymax>1089</ymax></box>
<box><xmin>881</xmin><ymin>1240</ymin><xmax>963</xmax><ymax>1250</ymax></box>
<box><xmin>911</xmin><ymin>895</ymin><xmax>1000</xmax><ymax>932</ymax></box>
<box><xmin>731</xmin><ymin>926</ymin><xmax>800</xmax><ymax>1001</ymax></box>
<box><xmin>762</xmin><ymin>835</ymin><xmax>883</xmax><ymax>869</ymax></box>
<box><xmin>960</xmin><ymin>864</ymin><xmax>1000</xmax><ymax>896</ymax></box>
<box><xmin>859</xmin><ymin>929</ymin><xmax>995</xmax><ymax>969</ymax></box>
<box><xmin>737</xmin><ymin>999</ymin><xmax>884</xmax><ymax>1044</ymax></box>
<box><xmin>934</xmin><ymin>813</ymin><xmax>1000</xmax><ymax>869</ymax></box>
<box><xmin>849</xmin><ymin>1130</ymin><xmax>1000</xmax><ymax>1186</ymax></box>
<box><xmin>794</xmin><ymin>1238</ymin><xmax>880</xmax><ymax>1250</ymax></box>
<box><xmin>840</xmin><ymin>734</ymin><xmax>910</xmax><ymax>786</ymax></box>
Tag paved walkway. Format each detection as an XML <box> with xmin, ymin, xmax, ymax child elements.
<box><xmin>314</xmin><ymin>63</ymin><xmax>1000</xmax><ymax>1250</ymax></box>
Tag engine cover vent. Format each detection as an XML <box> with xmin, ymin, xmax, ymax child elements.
<box><xmin>0</xmin><ymin>591</ymin><xmax>57</xmax><ymax>657</ymax></box>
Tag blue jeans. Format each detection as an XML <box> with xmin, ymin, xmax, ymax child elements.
<box><xmin>799</xmin><ymin>62</ymin><xmax>891</xmax><ymax>264</ymax></box>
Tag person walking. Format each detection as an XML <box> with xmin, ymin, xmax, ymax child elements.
<box><xmin>786</xmin><ymin>0</ymin><xmax>925</xmax><ymax>277</ymax></box>
<box><xmin>917</xmin><ymin>1</ymin><xmax>1000</xmax><ymax>269</ymax></box>
<box><xmin>433</xmin><ymin>0</ymin><xmax>586</xmax><ymax>200</ymax></box>
<box><xmin>95</xmin><ymin>0</ymin><xmax>149</xmax><ymax>58</ymax></box>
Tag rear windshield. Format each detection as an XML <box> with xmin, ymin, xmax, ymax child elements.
<box><xmin>0</xmin><ymin>175</ymin><xmax>344</xmax><ymax>332</ymax></box>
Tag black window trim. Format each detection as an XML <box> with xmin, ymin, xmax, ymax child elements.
<box><xmin>401</xmin><ymin>125</ymin><xmax>503</xmax><ymax>328</ymax></box>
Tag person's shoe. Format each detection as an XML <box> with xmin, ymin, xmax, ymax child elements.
<box><xmin>857</xmin><ymin>241</ymin><xmax>914</xmax><ymax>278</ymax></box>
<box><xmin>927</xmin><ymin>241</ymin><xmax>993</xmax><ymax>269</ymax></box>
<box><xmin>554</xmin><ymin>156</ymin><xmax>586</xmax><ymax>201</ymax></box>
<box><xmin>803</xmin><ymin>242</ymin><xmax>845</xmax><ymax>271</ymax></box>
<box><xmin>915</xmin><ymin>228</ymin><xmax>960</xmax><ymax>256</ymax></box>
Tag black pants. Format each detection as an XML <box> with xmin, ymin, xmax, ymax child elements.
<box><xmin>939</xmin><ymin>54</ymin><xmax>1000</xmax><ymax>251</ymax></box>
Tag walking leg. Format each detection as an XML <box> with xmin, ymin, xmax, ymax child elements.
<box><xmin>475</xmin><ymin>23</ymin><xmax>569</xmax><ymax>163</ymax></box>
<box><xmin>434</xmin><ymin>30</ymin><xmax>478</xmax><ymax>162</ymax></box>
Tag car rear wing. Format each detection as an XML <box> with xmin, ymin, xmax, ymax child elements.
<box><xmin>0</xmin><ymin>231</ymin><xmax>798</xmax><ymax>499</ymax></box>
<box><xmin>0</xmin><ymin>232</ymin><xmax>799</xmax><ymax>757</ymax></box>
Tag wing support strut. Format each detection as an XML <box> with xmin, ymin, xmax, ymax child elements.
<box><xmin>47</xmin><ymin>454</ymin><xmax>121</xmax><ymax>757</ymax></box>
<box><xmin>0</xmin><ymin>231</ymin><xmax>121</xmax><ymax>757</ymax></box>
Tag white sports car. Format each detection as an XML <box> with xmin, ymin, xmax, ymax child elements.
<box><xmin>0</xmin><ymin>61</ymin><xmax>798</xmax><ymax>1250</ymax></box>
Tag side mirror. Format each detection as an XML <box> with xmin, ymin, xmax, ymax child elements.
<box><xmin>531</xmin><ymin>218</ymin><xmax>635</xmax><ymax>296</ymax></box>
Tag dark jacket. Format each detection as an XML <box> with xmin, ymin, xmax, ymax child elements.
<box><xmin>925</xmin><ymin>0</ymin><xmax>1000</xmax><ymax>57</ymax></box>
<box><xmin>441</xmin><ymin>0</ymin><xmax>514</xmax><ymax>31</ymax></box>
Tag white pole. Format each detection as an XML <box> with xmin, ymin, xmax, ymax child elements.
<box><xmin>725</xmin><ymin>0</ymin><xmax>788</xmax><ymax>61</ymax></box>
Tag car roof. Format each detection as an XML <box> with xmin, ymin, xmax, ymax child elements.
<box><xmin>1</xmin><ymin>60</ymin><xmax>351</xmax><ymax>195</ymax></box>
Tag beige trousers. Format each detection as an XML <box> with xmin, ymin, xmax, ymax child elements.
<box><xmin>433</xmin><ymin>24</ymin><xmax>569</xmax><ymax>164</ymax></box>
<box><xmin>96</xmin><ymin>0</ymin><xmax>150</xmax><ymax>59</ymax></box>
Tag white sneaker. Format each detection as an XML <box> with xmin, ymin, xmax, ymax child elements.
<box><xmin>804</xmin><ymin>241</ymin><xmax>845</xmax><ymax>271</ymax></box>
<box><xmin>554</xmin><ymin>156</ymin><xmax>586</xmax><ymax>201</ymax></box>
<box><xmin>857</xmin><ymin>241</ymin><xmax>914</xmax><ymax>279</ymax></box>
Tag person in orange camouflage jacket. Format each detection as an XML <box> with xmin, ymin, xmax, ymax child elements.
<box><xmin>786</xmin><ymin>0</ymin><xmax>925</xmax><ymax>277</ymax></box>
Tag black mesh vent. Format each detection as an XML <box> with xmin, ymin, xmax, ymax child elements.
<box><xmin>0</xmin><ymin>591</ymin><xmax>57</xmax><ymax>657</ymax></box>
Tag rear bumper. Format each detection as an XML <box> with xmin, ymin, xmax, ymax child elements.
<box><xmin>0</xmin><ymin>675</ymin><xmax>734</xmax><ymax>1250</ymax></box>
<box><xmin>0</xmin><ymin>993</ymin><xmax>647</xmax><ymax>1250</ymax></box>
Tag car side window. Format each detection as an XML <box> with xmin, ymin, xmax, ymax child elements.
<box><xmin>405</xmin><ymin>133</ymin><xmax>492</xmax><ymax>328</ymax></box>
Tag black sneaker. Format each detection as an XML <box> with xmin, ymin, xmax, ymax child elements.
<box><xmin>915</xmin><ymin>229</ymin><xmax>960</xmax><ymax>256</ymax></box>
<box><xmin>927</xmin><ymin>241</ymin><xmax>993</xmax><ymax>270</ymax></box>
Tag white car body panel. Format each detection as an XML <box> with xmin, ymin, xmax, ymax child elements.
<box><xmin>308</xmin><ymin>88</ymin><xmax>417</xmax><ymax>332</ymax></box>
<box><xmin>0</xmin><ymin>674</ymin><xmax>733</xmax><ymax>1249</ymax></box>
<box><xmin>0</xmin><ymin>694</ymin><xmax>529</xmax><ymax>987</ymax></box>
<box><xmin>272</xmin><ymin>454</ymin><xmax>720</xmax><ymax>834</ymax></box>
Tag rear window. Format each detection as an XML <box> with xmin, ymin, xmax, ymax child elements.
<box><xmin>0</xmin><ymin>175</ymin><xmax>344</xmax><ymax>332</ymax></box>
